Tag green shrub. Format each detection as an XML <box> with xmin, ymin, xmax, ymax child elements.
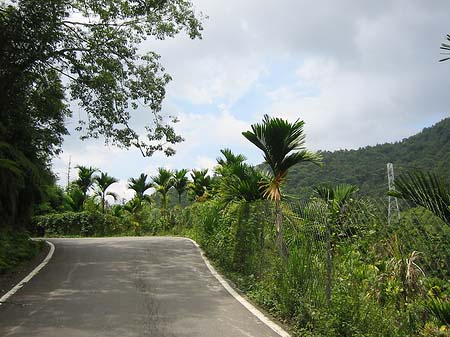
<box><xmin>32</xmin><ymin>211</ymin><xmax>121</xmax><ymax>237</ymax></box>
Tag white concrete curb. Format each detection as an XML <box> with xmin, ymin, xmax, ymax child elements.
<box><xmin>0</xmin><ymin>241</ymin><xmax>55</xmax><ymax>306</ymax></box>
<box><xmin>186</xmin><ymin>238</ymin><xmax>291</xmax><ymax>337</ymax></box>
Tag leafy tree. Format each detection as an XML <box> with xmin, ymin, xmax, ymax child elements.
<box><xmin>0</xmin><ymin>142</ymin><xmax>44</xmax><ymax>229</ymax></box>
<box><xmin>173</xmin><ymin>169</ymin><xmax>189</xmax><ymax>204</ymax></box>
<box><xmin>34</xmin><ymin>183</ymin><xmax>72</xmax><ymax>215</ymax></box>
<box><xmin>391</xmin><ymin>171</ymin><xmax>450</xmax><ymax>227</ymax></box>
<box><xmin>1</xmin><ymin>0</ymin><xmax>203</xmax><ymax>158</ymax></box>
<box><xmin>242</xmin><ymin>114</ymin><xmax>321</xmax><ymax>256</ymax></box>
<box><xmin>0</xmin><ymin>0</ymin><xmax>203</xmax><ymax>230</ymax></box>
<box><xmin>128</xmin><ymin>173</ymin><xmax>152</xmax><ymax>203</ymax></box>
<box><xmin>152</xmin><ymin>168</ymin><xmax>174</xmax><ymax>210</ymax></box>
<box><xmin>94</xmin><ymin>172</ymin><xmax>118</xmax><ymax>213</ymax></box>
<box><xmin>189</xmin><ymin>169</ymin><xmax>212</xmax><ymax>201</ymax></box>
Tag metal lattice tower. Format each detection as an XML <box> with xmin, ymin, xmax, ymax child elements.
<box><xmin>387</xmin><ymin>163</ymin><xmax>400</xmax><ymax>225</ymax></box>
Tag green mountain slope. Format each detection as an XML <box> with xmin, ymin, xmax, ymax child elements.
<box><xmin>284</xmin><ymin>117</ymin><xmax>450</xmax><ymax>199</ymax></box>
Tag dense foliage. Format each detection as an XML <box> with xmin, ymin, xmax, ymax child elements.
<box><xmin>179</xmin><ymin>198</ymin><xmax>450</xmax><ymax>337</ymax></box>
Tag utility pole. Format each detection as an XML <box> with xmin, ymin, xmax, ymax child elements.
<box><xmin>67</xmin><ymin>156</ymin><xmax>72</xmax><ymax>191</ymax></box>
<box><xmin>387</xmin><ymin>163</ymin><xmax>400</xmax><ymax>225</ymax></box>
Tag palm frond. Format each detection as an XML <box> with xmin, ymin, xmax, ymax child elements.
<box><xmin>394</xmin><ymin>171</ymin><xmax>450</xmax><ymax>226</ymax></box>
<box><xmin>94</xmin><ymin>172</ymin><xmax>118</xmax><ymax>192</ymax></box>
<box><xmin>439</xmin><ymin>34</ymin><xmax>450</xmax><ymax>62</ymax></box>
<box><xmin>106</xmin><ymin>191</ymin><xmax>119</xmax><ymax>201</ymax></box>
<box><xmin>216</xmin><ymin>148</ymin><xmax>246</xmax><ymax>167</ymax></box>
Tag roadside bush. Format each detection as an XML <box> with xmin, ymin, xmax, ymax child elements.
<box><xmin>32</xmin><ymin>211</ymin><xmax>122</xmax><ymax>237</ymax></box>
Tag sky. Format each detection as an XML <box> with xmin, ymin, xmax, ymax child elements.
<box><xmin>52</xmin><ymin>0</ymin><xmax>450</xmax><ymax>200</ymax></box>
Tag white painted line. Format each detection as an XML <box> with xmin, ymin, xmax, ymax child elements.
<box><xmin>0</xmin><ymin>241</ymin><xmax>55</xmax><ymax>306</ymax></box>
<box><xmin>186</xmin><ymin>238</ymin><xmax>291</xmax><ymax>337</ymax></box>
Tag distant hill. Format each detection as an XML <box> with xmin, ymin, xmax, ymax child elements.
<box><xmin>284</xmin><ymin>117</ymin><xmax>450</xmax><ymax>199</ymax></box>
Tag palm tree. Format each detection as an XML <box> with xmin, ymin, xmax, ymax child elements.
<box><xmin>173</xmin><ymin>169</ymin><xmax>189</xmax><ymax>204</ymax></box>
<box><xmin>94</xmin><ymin>172</ymin><xmax>118</xmax><ymax>213</ymax></box>
<box><xmin>314</xmin><ymin>183</ymin><xmax>359</xmax><ymax>226</ymax></box>
<box><xmin>152</xmin><ymin>168</ymin><xmax>174</xmax><ymax>210</ymax></box>
<box><xmin>189</xmin><ymin>169</ymin><xmax>211</xmax><ymax>201</ymax></box>
<box><xmin>215</xmin><ymin>148</ymin><xmax>247</xmax><ymax>176</ymax></box>
<box><xmin>313</xmin><ymin>183</ymin><xmax>359</xmax><ymax>303</ymax></box>
<box><xmin>128</xmin><ymin>173</ymin><xmax>152</xmax><ymax>202</ymax></box>
<box><xmin>74</xmin><ymin>165</ymin><xmax>98</xmax><ymax>203</ymax></box>
<box><xmin>391</xmin><ymin>171</ymin><xmax>450</xmax><ymax>227</ymax></box>
<box><xmin>242</xmin><ymin>114</ymin><xmax>322</xmax><ymax>256</ymax></box>
<box><xmin>215</xmin><ymin>148</ymin><xmax>264</xmax><ymax>204</ymax></box>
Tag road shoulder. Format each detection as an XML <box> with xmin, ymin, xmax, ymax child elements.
<box><xmin>0</xmin><ymin>240</ymin><xmax>50</xmax><ymax>299</ymax></box>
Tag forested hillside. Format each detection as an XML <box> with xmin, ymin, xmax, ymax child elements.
<box><xmin>285</xmin><ymin>117</ymin><xmax>450</xmax><ymax>198</ymax></box>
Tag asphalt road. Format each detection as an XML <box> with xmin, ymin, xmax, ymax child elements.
<box><xmin>0</xmin><ymin>237</ymin><xmax>282</xmax><ymax>337</ymax></box>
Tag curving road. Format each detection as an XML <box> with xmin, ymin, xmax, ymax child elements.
<box><xmin>0</xmin><ymin>237</ymin><xmax>283</xmax><ymax>337</ymax></box>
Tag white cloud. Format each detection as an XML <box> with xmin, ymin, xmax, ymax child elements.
<box><xmin>108</xmin><ymin>180</ymin><xmax>140</xmax><ymax>203</ymax></box>
<box><xmin>194</xmin><ymin>156</ymin><xmax>217</xmax><ymax>172</ymax></box>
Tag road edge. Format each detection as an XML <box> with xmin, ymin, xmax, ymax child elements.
<box><xmin>0</xmin><ymin>240</ymin><xmax>55</xmax><ymax>306</ymax></box>
<box><xmin>186</xmin><ymin>238</ymin><xmax>291</xmax><ymax>337</ymax></box>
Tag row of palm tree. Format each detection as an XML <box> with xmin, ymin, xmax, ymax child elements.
<box><xmin>68</xmin><ymin>163</ymin><xmax>215</xmax><ymax>217</ymax></box>
<box><xmin>126</xmin><ymin>167</ymin><xmax>212</xmax><ymax>211</ymax></box>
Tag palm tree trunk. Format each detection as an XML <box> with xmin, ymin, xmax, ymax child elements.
<box><xmin>275</xmin><ymin>200</ymin><xmax>289</xmax><ymax>258</ymax></box>
<box><xmin>102</xmin><ymin>194</ymin><xmax>105</xmax><ymax>213</ymax></box>
<box><xmin>325</xmin><ymin>219</ymin><xmax>332</xmax><ymax>306</ymax></box>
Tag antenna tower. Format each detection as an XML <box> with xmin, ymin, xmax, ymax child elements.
<box><xmin>387</xmin><ymin>163</ymin><xmax>400</xmax><ymax>225</ymax></box>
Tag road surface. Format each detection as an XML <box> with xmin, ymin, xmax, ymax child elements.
<box><xmin>0</xmin><ymin>237</ymin><xmax>282</xmax><ymax>337</ymax></box>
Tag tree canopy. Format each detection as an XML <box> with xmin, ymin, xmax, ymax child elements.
<box><xmin>0</xmin><ymin>0</ymin><xmax>204</xmax><ymax>161</ymax></box>
<box><xmin>0</xmin><ymin>0</ymin><xmax>203</xmax><ymax>229</ymax></box>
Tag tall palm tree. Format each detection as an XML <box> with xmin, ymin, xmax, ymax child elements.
<box><xmin>128</xmin><ymin>173</ymin><xmax>152</xmax><ymax>202</ymax></box>
<box><xmin>94</xmin><ymin>172</ymin><xmax>118</xmax><ymax>213</ymax></box>
<box><xmin>74</xmin><ymin>165</ymin><xmax>98</xmax><ymax>202</ymax></box>
<box><xmin>391</xmin><ymin>171</ymin><xmax>450</xmax><ymax>227</ymax></box>
<box><xmin>173</xmin><ymin>169</ymin><xmax>189</xmax><ymax>204</ymax></box>
<box><xmin>152</xmin><ymin>168</ymin><xmax>174</xmax><ymax>210</ymax></box>
<box><xmin>242</xmin><ymin>114</ymin><xmax>322</xmax><ymax>256</ymax></box>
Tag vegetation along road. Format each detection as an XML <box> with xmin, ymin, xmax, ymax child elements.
<box><xmin>0</xmin><ymin>237</ymin><xmax>284</xmax><ymax>337</ymax></box>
